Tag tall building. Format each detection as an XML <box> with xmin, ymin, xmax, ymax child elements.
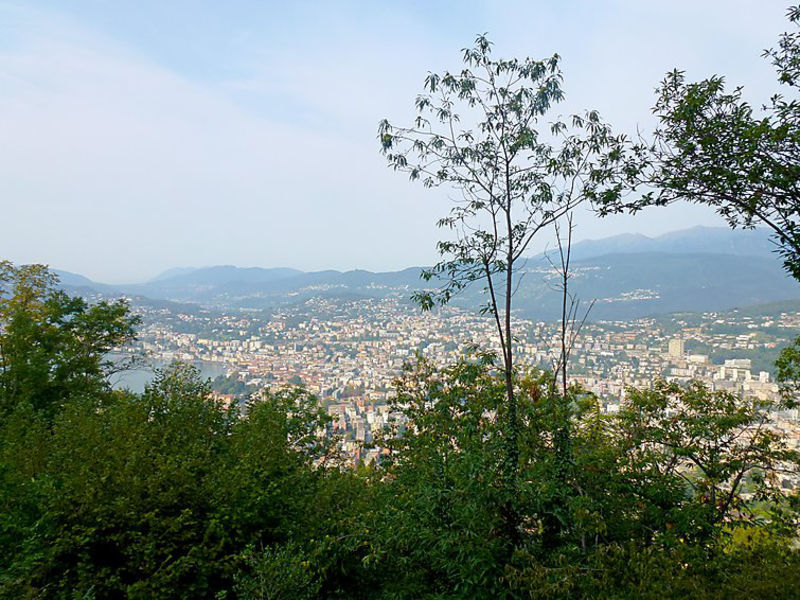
<box><xmin>668</xmin><ymin>338</ymin><xmax>685</xmax><ymax>358</ymax></box>
<box><xmin>724</xmin><ymin>358</ymin><xmax>752</xmax><ymax>370</ymax></box>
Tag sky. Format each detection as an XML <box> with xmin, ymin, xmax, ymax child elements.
<box><xmin>0</xmin><ymin>1</ymin><xmax>791</xmax><ymax>282</ymax></box>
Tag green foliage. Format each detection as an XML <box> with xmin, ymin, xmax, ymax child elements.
<box><xmin>1</xmin><ymin>263</ymin><xmax>799</xmax><ymax>597</ymax></box>
<box><xmin>368</xmin><ymin>357</ymin><xmax>516</xmax><ymax>597</ymax></box>
<box><xmin>235</xmin><ymin>544</ymin><xmax>319</xmax><ymax>600</ymax></box>
<box><xmin>364</xmin><ymin>357</ymin><xmax>800</xmax><ymax>598</ymax></box>
<box><xmin>615</xmin><ymin>381</ymin><xmax>798</xmax><ymax>542</ymax></box>
<box><xmin>507</xmin><ymin>540</ymin><xmax>800</xmax><ymax>600</ymax></box>
<box><xmin>777</xmin><ymin>335</ymin><xmax>800</xmax><ymax>407</ymax></box>
<box><xmin>0</xmin><ymin>357</ymin><xmax>367</xmax><ymax>598</ymax></box>
<box><xmin>0</xmin><ymin>264</ymin><xmax>368</xmax><ymax>597</ymax></box>
<box><xmin>210</xmin><ymin>374</ymin><xmax>255</xmax><ymax>397</ymax></box>
<box><xmin>0</xmin><ymin>260</ymin><xmax>139</xmax><ymax>422</ymax></box>
<box><xmin>378</xmin><ymin>33</ymin><xmax>638</xmax><ymax>347</ymax></box>
<box><xmin>609</xmin><ymin>5</ymin><xmax>800</xmax><ymax>280</ymax></box>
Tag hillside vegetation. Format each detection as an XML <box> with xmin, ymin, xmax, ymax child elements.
<box><xmin>2</xmin><ymin>261</ymin><xmax>800</xmax><ymax>599</ymax></box>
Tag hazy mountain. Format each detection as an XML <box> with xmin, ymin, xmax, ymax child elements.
<box><xmin>151</xmin><ymin>265</ymin><xmax>302</xmax><ymax>285</ymax></box>
<box><xmin>53</xmin><ymin>269</ymin><xmax>101</xmax><ymax>289</ymax></box>
<box><xmin>106</xmin><ymin>253</ymin><xmax>797</xmax><ymax>321</ymax></box>
<box><xmin>130</xmin><ymin>267</ymin><xmax>425</xmax><ymax>305</ymax></box>
<box><xmin>53</xmin><ymin>270</ymin><xmax>119</xmax><ymax>296</ymax></box>
<box><xmin>150</xmin><ymin>267</ymin><xmax>199</xmax><ymax>281</ymax></box>
<box><xmin>48</xmin><ymin>226</ymin><xmax>799</xmax><ymax>320</ymax></box>
<box><xmin>509</xmin><ymin>252</ymin><xmax>798</xmax><ymax>320</ymax></box>
<box><xmin>106</xmin><ymin>266</ymin><xmax>305</xmax><ymax>301</ymax></box>
<box><xmin>547</xmin><ymin>226</ymin><xmax>777</xmax><ymax>262</ymax></box>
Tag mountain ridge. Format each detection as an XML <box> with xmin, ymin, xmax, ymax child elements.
<box><xmin>49</xmin><ymin>226</ymin><xmax>796</xmax><ymax>320</ymax></box>
<box><xmin>534</xmin><ymin>225</ymin><xmax>776</xmax><ymax>262</ymax></box>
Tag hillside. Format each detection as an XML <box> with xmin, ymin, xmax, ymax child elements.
<box><xmin>53</xmin><ymin>227</ymin><xmax>799</xmax><ymax>320</ymax></box>
<box><xmin>553</xmin><ymin>225</ymin><xmax>777</xmax><ymax>262</ymax></box>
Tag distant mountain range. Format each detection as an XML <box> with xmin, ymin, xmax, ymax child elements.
<box><xmin>533</xmin><ymin>225</ymin><xmax>778</xmax><ymax>262</ymax></box>
<box><xmin>52</xmin><ymin>226</ymin><xmax>798</xmax><ymax>321</ymax></box>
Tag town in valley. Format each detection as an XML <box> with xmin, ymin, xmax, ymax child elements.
<box><xmin>114</xmin><ymin>292</ymin><xmax>800</xmax><ymax>475</ymax></box>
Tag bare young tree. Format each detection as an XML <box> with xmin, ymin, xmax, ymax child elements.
<box><xmin>548</xmin><ymin>215</ymin><xmax>595</xmax><ymax>400</ymax></box>
<box><xmin>379</xmin><ymin>35</ymin><xmax>636</xmax><ymax>473</ymax></box>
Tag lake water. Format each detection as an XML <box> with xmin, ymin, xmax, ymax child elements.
<box><xmin>108</xmin><ymin>355</ymin><xmax>229</xmax><ymax>393</ymax></box>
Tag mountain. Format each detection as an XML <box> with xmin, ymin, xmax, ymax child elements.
<box><xmin>147</xmin><ymin>265</ymin><xmax>302</xmax><ymax>286</ymax></box>
<box><xmin>53</xmin><ymin>270</ymin><xmax>119</xmax><ymax>296</ymax></box>
<box><xmin>102</xmin><ymin>254</ymin><xmax>799</xmax><ymax>322</ymax></box>
<box><xmin>53</xmin><ymin>269</ymin><xmax>102</xmax><ymax>289</ymax></box>
<box><xmin>509</xmin><ymin>252</ymin><xmax>798</xmax><ymax>320</ymax></box>
<box><xmin>150</xmin><ymin>267</ymin><xmax>199</xmax><ymax>281</ymax></box>
<box><xmin>48</xmin><ymin>226</ymin><xmax>800</xmax><ymax>320</ymax></box>
<box><xmin>549</xmin><ymin>226</ymin><xmax>777</xmax><ymax>262</ymax></box>
<box><xmin>120</xmin><ymin>267</ymin><xmax>425</xmax><ymax>306</ymax></box>
<box><xmin>121</xmin><ymin>266</ymin><xmax>304</xmax><ymax>300</ymax></box>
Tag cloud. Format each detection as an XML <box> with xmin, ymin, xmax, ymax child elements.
<box><xmin>0</xmin><ymin>3</ymin><xmax>452</xmax><ymax>281</ymax></box>
<box><xmin>0</xmin><ymin>1</ymin><xmax>791</xmax><ymax>282</ymax></box>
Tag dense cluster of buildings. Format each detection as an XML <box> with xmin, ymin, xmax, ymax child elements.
<box><xmin>122</xmin><ymin>294</ymin><xmax>800</xmax><ymax>464</ymax></box>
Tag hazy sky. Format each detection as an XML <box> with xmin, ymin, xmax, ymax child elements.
<box><xmin>0</xmin><ymin>1</ymin><xmax>791</xmax><ymax>282</ymax></box>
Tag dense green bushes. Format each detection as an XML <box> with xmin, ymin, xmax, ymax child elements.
<box><xmin>364</xmin><ymin>359</ymin><xmax>800</xmax><ymax>599</ymax></box>
<box><xmin>2</xmin><ymin>262</ymin><xmax>800</xmax><ymax>598</ymax></box>
<box><xmin>0</xmin><ymin>263</ymin><xmax>367</xmax><ymax>598</ymax></box>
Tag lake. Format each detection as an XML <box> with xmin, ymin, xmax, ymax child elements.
<box><xmin>108</xmin><ymin>354</ymin><xmax>230</xmax><ymax>393</ymax></box>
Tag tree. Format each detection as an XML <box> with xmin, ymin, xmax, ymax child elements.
<box><xmin>0</xmin><ymin>263</ymin><xmax>374</xmax><ymax>598</ymax></box>
<box><xmin>368</xmin><ymin>356</ymin><xmax>557</xmax><ymax>597</ymax></box>
<box><xmin>610</xmin><ymin>5</ymin><xmax>800</xmax><ymax>280</ymax></box>
<box><xmin>776</xmin><ymin>335</ymin><xmax>800</xmax><ymax>408</ymax></box>
<box><xmin>0</xmin><ymin>260</ymin><xmax>139</xmax><ymax>422</ymax></box>
<box><xmin>615</xmin><ymin>380</ymin><xmax>798</xmax><ymax>543</ymax></box>
<box><xmin>0</xmin><ymin>357</ymin><xmax>365</xmax><ymax>598</ymax></box>
<box><xmin>378</xmin><ymin>36</ymin><xmax>637</xmax><ymax>480</ymax></box>
<box><xmin>367</xmin><ymin>357</ymin><xmax>800</xmax><ymax>598</ymax></box>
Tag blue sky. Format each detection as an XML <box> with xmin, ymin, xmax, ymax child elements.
<box><xmin>0</xmin><ymin>1</ymin><xmax>790</xmax><ymax>282</ymax></box>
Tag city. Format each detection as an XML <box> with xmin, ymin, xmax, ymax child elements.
<box><xmin>117</xmin><ymin>293</ymin><xmax>800</xmax><ymax>467</ymax></box>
